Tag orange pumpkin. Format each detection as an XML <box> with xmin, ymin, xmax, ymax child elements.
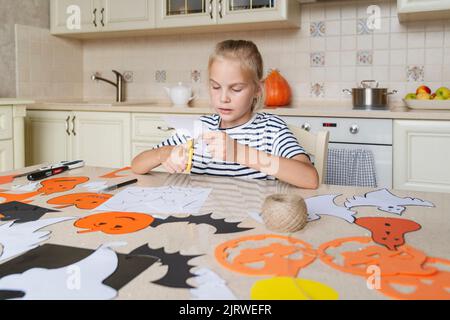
<box><xmin>47</xmin><ymin>193</ymin><xmax>113</xmax><ymax>210</ymax></box>
<box><xmin>38</xmin><ymin>177</ymin><xmax>90</xmax><ymax>195</ymax></box>
<box><xmin>215</xmin><ymin>234</ymin><xmax>316</xmax><ymax>277</ymax></box>
<box><xmin>74</xmin><ymin>212</ymin><xmax>154</xmax><ymax>235</ymax></box>
<box><xmin>264</xmin><ymin>70</ymin><xmax>291</xmax><ymax>107</ymax></box>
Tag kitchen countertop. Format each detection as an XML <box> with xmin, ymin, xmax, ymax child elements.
<box><xmin>27</xmin><ymin>99</ymin><xmax>450</xmax><ymax>120</ymax></box>
<box><xmin>0</xmin><ymin>98</ymin><xmax>34</xmax><ymax>106</ymax></box>
<box><xmin>0</xmin><ymin>165</ymin><xmax>449</xmax><ymax>300</ymax></box>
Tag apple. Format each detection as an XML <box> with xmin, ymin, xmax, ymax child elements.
<box><xmin>435</xmin><ymin>87</ymin><xmax>450</xmax><ymax>100</ymax></box>
<box><xmin>416</xmin><ymin>85</ymin><xmax>431</xmax><ymax>95</ymax></box>
<box><xmin>433</xmin><ymin>95</ymin><xmax>445</xmax><ymax>100</ymax></box>
<box><xmin>416</xmin><ymin>92</ymin><xmax>431</xmax><ymax>100</ymax></box>
<box><xmin>404</xmin><ymin>93</ymin><xmax>417</xmax><ymax>100</ymax></box>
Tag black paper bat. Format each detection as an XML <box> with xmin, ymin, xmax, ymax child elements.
<box><xmin>129</xmin><ymin>245</ymin><xmax>202</xmax><ymax>289</ymax></box>
<box><xmin>151</xmin><ymin>213</ymin><xmax>253</xmax><ymax>234</ymax></box>
<box><xmin>0</xmin><ymin>244</ymin><xmax>158</xmax><ymax>300</ymax></box>
<box><xmin>0</xmin><ymin>201</ymin><xmax>60</xmax><ymax>223</ymax></box>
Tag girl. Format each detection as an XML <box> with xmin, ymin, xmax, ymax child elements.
<box><xmin>132</xmin><ymin>40</ymin><xmax>319</xmax><ymax>189</ymax></box>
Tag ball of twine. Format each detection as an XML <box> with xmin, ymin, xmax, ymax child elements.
<box><xmin>261</xmin><ymin>193</ymin><xmax>308</xmax><ymax>233</ymax></box>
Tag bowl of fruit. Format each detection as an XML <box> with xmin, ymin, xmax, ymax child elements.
<box><xmin>404</xmin><ymin>86</ymin><xmax>450</xmax><ymax>110</ymax></box>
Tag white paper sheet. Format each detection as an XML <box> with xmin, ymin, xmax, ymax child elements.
<box><xmin>190</xmin><ymin>268</ymin><xmax>237</xmax><ymax>300</ymax></box>
<box><xmin>11</xmin><ymin>182</ymin><xmax>40</xmax><ymax>192</ymax></box>
<box><xmin>0</xmin><ymin>242</ymin><xmax>125</xmax><ymax>300</ymax></box>
<box><xmin>344</xmin><ymin>188</ymin><xmax>435</xmax><ymax>215</ymax></box>
<box><xmin>81</xmin><ymin>181</ymin><xmax>109</xmax><ymax>192</ymax></box>
<box><xmin>94</xmin><ymin>186</ymin><xmax>212</xmax><ymax>216</ymax></box>
<box><xmin>0</xmin><ymin>217</ymin><xmax>75</xmax><ymax>263</ymax></box>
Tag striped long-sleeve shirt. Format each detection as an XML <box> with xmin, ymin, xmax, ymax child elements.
<box><xmin>153</xmin><ymin>112</ymin><xmax>308</xmax><ymax>180</ymax></box>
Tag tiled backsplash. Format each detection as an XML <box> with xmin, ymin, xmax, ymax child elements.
<box><xmin>17</xmin><ymin>0</ymin><xmax>450</xmax><ymax>103</ymax></box>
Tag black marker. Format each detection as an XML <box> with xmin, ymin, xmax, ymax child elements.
<box><xmin>26</xmin><ymin>160</ymin><xmax>85</xmax><ymax>181</ymax></box>
<box><xmin>99</xmin><ymin>178</ymin><xmax>138</xmax><ymax>193</ymax></box>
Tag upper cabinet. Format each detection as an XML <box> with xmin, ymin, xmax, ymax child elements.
<box><xmin>51</xmin><ymin>0</ymin><xmax>155</xmax><ymax>35</ymax></box>
<box><xmin>51</xmin><ymin>0</ymin><xmax>300</xmax><ymax>36</ymax></box>
<box><xmin>397</xmin><ymin>0</ymin><xmax>450</xmax><ymax>22</ymax></box>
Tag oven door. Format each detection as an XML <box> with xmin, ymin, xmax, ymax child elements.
<box><xmin>329</xmin><ymin>143</ymin><xmax>392</xmax><ymax>189</ymax></box>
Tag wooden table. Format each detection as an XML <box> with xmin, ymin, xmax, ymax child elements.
<box><xmin>0</xmin><ymin>165</ymin><xmax>449</xmax><ymax>300</ymax></box>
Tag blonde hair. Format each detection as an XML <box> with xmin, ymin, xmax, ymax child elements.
<box><xmin>208</xmin><ymin>40</ymin><xmax>264</xmax><ymax>111</ymax></box>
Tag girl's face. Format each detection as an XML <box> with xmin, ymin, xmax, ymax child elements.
<box><xmin>209</xmin><ymin>57</ymin><xmax>261</xmax><ymax>128</ymax></box>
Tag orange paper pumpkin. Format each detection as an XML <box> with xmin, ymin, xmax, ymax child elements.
<box><xmin>38</xmin><ymin>177</ymin><xmax>90</xmax><ymax>195</ymax></box>
<box><xmin>215</xmin><ymin>234</ymin><xmax>316</xmax><ymax>277</ymax></box>
<box><xmin>74</xmin><ymin>212</ymin><xmax>154</xmax><ymax>235</ymax></box>
<box><xmin>47</xmin><ymin>193</ymin><xmax>113</xmax><ymax>210</ymax></box>
<box><xmin>264</xmin><ymin>70</ymin><xmax>291</xmax><ymax>107</ymax></box>
<box><xmin>100</xmin><ymin>167</ymin><xmax>132</xmax><ymax>179</ymax></box>
<box><xmin>0</xmin><ymin>190</ymin><xmax>41</xmax><ymax>204</ymax></box>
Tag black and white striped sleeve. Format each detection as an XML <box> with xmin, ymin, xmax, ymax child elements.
<box><xmin>152</xmin><ymin>132</ymin><xmax>189</xmax><ymax>150</ymax></box>
<box><xmin>272</xmin><ymin>126</ymin><xmax>308</xmax><ymax>159</ymax></box>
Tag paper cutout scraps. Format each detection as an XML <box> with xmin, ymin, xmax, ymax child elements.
<box><xmin>0</xmin><ymin>175</ymin><xmax>17</xmax><ymax>185</ymax></box>
<box><xmin>0</xmin><ymin>217</ymin><xmax>74</xmax><ymax>263</ymax></box>
<box><xmin>305</xmin><ymin>194</ymin><xmax>357</xmax><ymax>223</ymax></box>
<box><xmin>355</xmin><ymin>217</ymin><xmax>421</xmax><ymax>251</ymax></box>
<box><xmin>318</xmin><ymin>236</ymin><xmax>450</xmax><ymax>300</ymax></box>
<box><xmin>47</xmin><ymin>193</ymin><xmax>113</xmax><ymax>210</ymax></box>
<box><xmin>75</xmin><ymin>212</ymin><xmax>154</xmax><ymax>235</ymax></box>
<box><xmin>0</xmin><ymin>177</ymin><xmax>90</xmax><ymax>204</ymax></box>
<box><xmin>75</xmin><ymin>211</ymin><xmax>252</xmax><ymax>235</ymax></box>
<box><xmin>344</xmin><ymin>188</ymin><xmax>434</xmax><ymax>215</ymax></box>
<box><xmin>0</xmin><ymin>201</ymin><xmax>60</xmax><ymax>223</ymax></box>
<box><xmin>251</xmin><ymin>277</ymin><xmax>339</xmax><ymax>300</ymax></box>
<box><xmin>11</xmin><ymin>182</ymin><xmax>40</xmax><ymax>192</ymax></box>
<box><xmin>129</xmin><ymin>244</ymin><xmax>202</xmax><ymax>289</ymax></box>
<box><xmin>190</xmin><ymin>268</ymin><xmax>237</xmax><ymax>300</ymax></box>
<box><xmin>81</xmin><ymin>181</ymin><xmax>108</xmax><ymax>192</ymax></box>
<box><xmin>215</xmin><ymin>234</ymin><xmax>316</xmax><ymax>277</ymax></box>
<box><xmin>0</xmin><ymin>243</ymin><xmax>158</xmax><ymax>300</ymax></box>
<box><xmin>100</xmin><ymin>167</ymin><xmax>132</xmax><ymax>179</ymax></box>
<box><xmin>95</xmin><ymin>186</ymin><xmax>212</xmax><ymax>216</ymax></box>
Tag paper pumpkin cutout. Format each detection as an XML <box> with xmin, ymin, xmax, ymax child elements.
<box><xmin>344</xmin><ymin>189</ymin><xmax>434</xmax><ymax>215</ymax></box>
<box><xmin>251</xmin><ymin>277</ymin><xmax>339</xmax><ymax>300</ymax></box>
<box><xmin>75</xmin><ymin>212</ymin><xmax>155</xmax><ymax>235</ymax></box>
<box><xmin>0</xmin><ymin>175</ymin><xmax>17</xmax><ymax>185</ymax></box>
<box><xmin>0</xmin><ymin>201</ymin><xmax>60</xmax><ymax>223</ymax></box>
<box><xmin>215</xmin><ymin>234</ymin><xmax>316</xmax><ymax>277</ymax></box>
<box><xmin>0</xmin><ymin>243</ymin><xmax>158</xmax><ymax>300</ymax></box>
<box><xmin>38</xmin><ymin>177</ymin><xmax>90</xmax><ymax>195</ymax></box>
<box><xmin>355</xmin><ymin>217</ymin><xmax>421</xmax><ymax>251</ymax></box>
<box><xmin>378</xmin><ymin>256</ymin><xmax>450</xmax><ymax>300</ymax></box>
<box><xmin>129</xmin><ymin>244</ymin><xmax>202</xmax><ymax>289</ymax></box>
<box><xmin>47</xmin><ymin>193</ymin><xmax>113</xmax><ymax>210</ymax></box>
<box><xmin>305</xmin><ymin>194</ymin><xmax>357</xmax><ymax>223</ymax></box>
<box><xmin>0</xmin><ymin>217</ymin><xmax>75</xmax><ymax>263</ymax></box>
<box><xmin>0</xmin><ymin>190</ymin><xmax>40</xmax><ymax>204</ymax></box>
<box><xmin>100</xmin><ymin>167</ymin><xmax>132</xmax><ymax>179</ymax></box>
<box><xmin>318</xmin><ymin>237</ymin><xmax>437</xmax><ymax>277</ymax></box>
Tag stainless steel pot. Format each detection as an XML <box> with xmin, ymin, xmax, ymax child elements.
<box><xmin>343</xmin><ymin>80</ymin><xmax>397</xmax><ymax>110</ymax></box>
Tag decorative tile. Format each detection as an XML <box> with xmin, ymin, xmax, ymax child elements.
<box><xmin>310</xmin><ymin>52</ymin><xmax>325</xmax><ymax>67</ymax></box>
<box><xmin>357</xmin><ymin>18</ymin><xmax>373</xmax><ymax>35</ymax></box>
<box><xmin>357</xmin><ymin>50</ymin><xmax>373</xmax><ymax>65</ymax></box>
<box><xmin>310</xmin><ymin>21</ymin><xmax>326</xmax><ymax>37</ymax></box>
<box><xmin>191</xmin><ymin>70</ymin><xmax>201</xmax><ymax>83</ymax></box>
<box><xmin>155</xmin><ymin>70</ymin><xmax>166</xmax><ymax>83</ymax></box>
<box><xmin>123</xmin><ymin>71</ymin><xmax>134</xmax><ymax>83</ymax></box>
<box><xmin>311</xmin><ymin>82</ymin><xmax>325</xmax><ymax>98</ymax></box>
<box><xmin>406</xmin><ymin>65</ymin><xmax>425</xmax><ymax>82</ymax></box>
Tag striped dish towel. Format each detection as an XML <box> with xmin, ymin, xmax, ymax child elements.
<box><xmin>325</xmin><ymin>148</ymin><xmax>377</xmax><ymax>187</ymax></box>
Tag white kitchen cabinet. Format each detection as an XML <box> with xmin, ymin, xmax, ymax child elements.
<box><xmin>0</xmin><ymin>141</ymin><xmax>14</xmax><ymax>173</ymax></box>
<box><xmin>394</xmin><ymin>120</ymin><xmax>450</xmax><ymax>193</ymax></box>
<box><xmin>156</xmin><ymin>0</ymin><xmax>299</xmax><ymax>29</ymax></box>
<box><xmin>26</xmin><ymin>110</ymin><xmax>131</xmax><ymax>168</ymax></box>
<box><xmin>397</xmin><ymin>0</ymin><xmax>450</xmax><ymax>22</ymax></box>
<box><xmin>51</xmin><ymin>0</ymin><xmax>155</xmax><ymax>34</ymax></box>
<box><xmin>0</xmin><ymin>105</ymin><xmax>26</xmax><ymax>172</ymax></box>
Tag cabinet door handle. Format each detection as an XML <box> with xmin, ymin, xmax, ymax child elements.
<box><xmin>100</xmin><ymin>8</ymin><xmax>105</xmax><ymax>26</ymax></box>
<box><xmin>208</xmin><ymin>0</ymin><xmax>213</xmax><ymax>19</ymax></box>
<box><xmin>218</xmin><ymin>0</ymin><xmax>223</xmax><ymax>18</ymax></box>
<box><xmin>93</xmin><ymin>8</ymin><xmax>97</xmax><ymax>27</ymax></box>
<box><xmin>157</xmin><ymin>126</ymin><xmax>175</xmax><ymax>132</ymax></box>
<box><xmin>65</xmin><ymin>116</ymin><xmax>71</xmax><ymax>136</ymax></box>
<box><xmin>72</xmin><ymin>116</ymin><xmax>77</xmax><ymax>136</ymax></box>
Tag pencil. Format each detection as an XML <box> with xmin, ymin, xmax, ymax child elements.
<box><xmin>185</xmin><ymin>139</ymin><xmax>194</xmax><ymax>173</ymax></box>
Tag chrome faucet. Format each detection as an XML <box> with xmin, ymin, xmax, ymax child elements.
<box><xmin>91</xmin><ymin>70</ymin><xmax>125</xmax><ymax>102</ymax></box>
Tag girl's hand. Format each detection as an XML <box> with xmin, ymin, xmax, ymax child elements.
<box><xmin>202</xmin><ymin>131</ymin><xmax>237</xmax><ymax>162</ymax></box>
<box><xmin>160</xmin><ymin>144</ymin><xmax>189</xmax><ymax>173</ymax></box>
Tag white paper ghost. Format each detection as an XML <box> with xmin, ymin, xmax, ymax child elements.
<box><xmin>190</xmin><ymin>268</ymin><xmax>237</xmax><ymax>300</ymax></box>
<box><xmin>0</xmin><ymin>217</ymin><xmax>75</xmax><ymax>263</ymax></box>
<box><xmin>0</xmin><ymin>242</ymin><xmax>126</xmax><ymax>300</ymax></box>
<box><xmin>344</xmin><ymin>188</ymin><xmax>435</xmax><ymax>215</ymax></box>
<box><xmin>305</xmin><ymin>194</ymin><xmax>357</xmax><ymax>224</ymax></box>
